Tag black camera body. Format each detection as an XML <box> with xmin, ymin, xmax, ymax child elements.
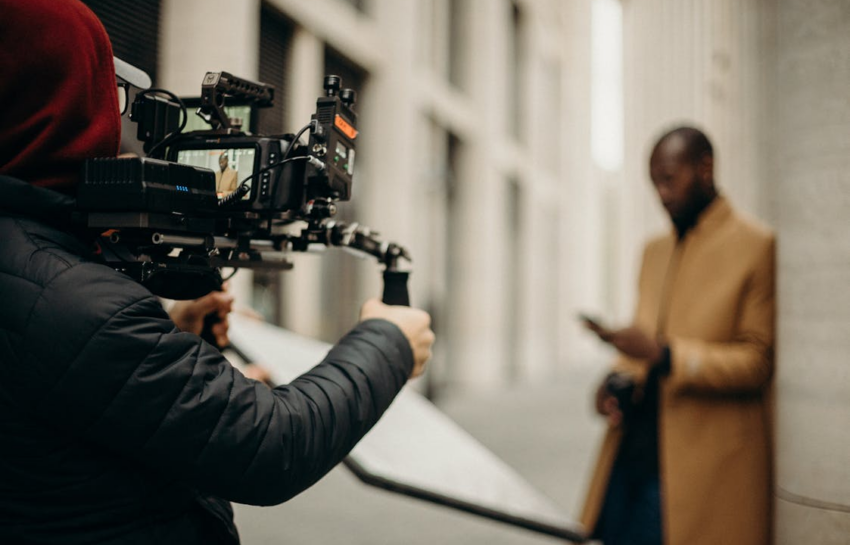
<box><xmin>168</xmin><ymin>136</ymin><xmax>297</xmax><ymax>212</ymax></box>
<box><xmin>305</xmin><ymin>77</ymin><xmax>359</xmax><ymax>203</ymax></box>
<box><xmin>77</xmin><ymin>71</ymin><xmax>410</xmax><ymax>302</ymax></box>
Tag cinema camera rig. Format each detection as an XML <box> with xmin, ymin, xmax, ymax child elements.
<box><xmin>77</xmin><ymin>72</ymin><xmax>410</xmax><ymax>304</ymax></box>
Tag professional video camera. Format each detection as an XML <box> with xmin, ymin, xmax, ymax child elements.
<box><xmin>77</xmin><ymin>72</ymin><xmax>410</xmax><ymax>304</ymax></box>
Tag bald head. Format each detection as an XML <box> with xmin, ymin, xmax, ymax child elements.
<box><xmin>652</xmin><ymin>126</ymin><xmax>713</xmax><ymax>166</ymax></box>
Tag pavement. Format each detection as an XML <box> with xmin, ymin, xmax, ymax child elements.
<box><xmin>233</xmin><ymin>365</ymin><xmax>608</xmax><ymax>545</ymax></box>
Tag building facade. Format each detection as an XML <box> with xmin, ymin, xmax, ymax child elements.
<box><xmin>85</xmin><ymin>0</ymin><xmax>850</xmax><ymax>539</ymax></box>
<box><xmin>140</xmin><ymin>0</ymin><xmax>605</xmax><ymax>395</ymax></box>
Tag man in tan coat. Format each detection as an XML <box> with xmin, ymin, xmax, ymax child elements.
<box><xmin>581</xmin><ymin>126</ymin><xmax>775</xmax><ymax>544</ymax></box>
<box><xmin>215</xmin><ymin>152</ymin><xmax>239</xmax><ymax>194</ymax></box>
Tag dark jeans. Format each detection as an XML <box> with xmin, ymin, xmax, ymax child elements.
<box><xmin>594</xmin><ymin>459</ymin><xmax>662</xmax><ymax>545</ymax></box>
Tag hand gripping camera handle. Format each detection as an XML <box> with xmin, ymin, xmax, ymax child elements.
<box><xmin>382</xmin><ymin>270</ymin><xmax>410</xmax><ymax>306</ymax></box>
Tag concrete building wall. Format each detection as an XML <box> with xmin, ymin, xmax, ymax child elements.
<box><xmin>772</xmin><ymin>0</ymin><xmax>850</xmax><ymax>539</ymax></box>
<box><xmin>157</xmin><ymin>0</ymin><xmax>604</xmax><ymax>392</ymax></box>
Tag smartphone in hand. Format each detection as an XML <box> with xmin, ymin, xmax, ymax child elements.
<box><xmin>578</xmin><ymin>313</ymin><xmax>605</xmax><ymax>330</ymax></box>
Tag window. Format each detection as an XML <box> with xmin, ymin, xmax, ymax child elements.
<box><xmin>505</xmin><ymin>177</ymin><xmax>523</xmax><ymax>381</ymax></box>
<box><xmin>542</xmin><ymin>59</ymin><xmax>562</xmax><ymax>174</ymax></box>
<box><xmin>82</xmin><ymin>0</ymin><xmax>161</xmax><ymax>84</ymax></box>
<box><xmin>448</xmin><ymin>0</ymin><xmax>469</xmax><ymax>90</ymax></box>
<box><xmin>508</xmin><ymin>2</ymin><xmax>526</xmax><ymax>142</ymax></box>
<box><xmin>258</xmin><ymin>5</ymin><xmax>295</xmax><ymax>136</ymax></box>
<box><xmin>419</xmin><ymin>118</ymin><xmax>465</xmax><ymax>397</ymax></box>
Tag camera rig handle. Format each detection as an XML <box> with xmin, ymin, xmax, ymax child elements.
<box><xmin>288</xmin><ymin>218</ymin><xmax>412</xmax><ymax>306</ymax></box>
<box><xmin>197</xmin><ymin>72</ymin><xmax>274</xmax><ymax>131</ymax></box>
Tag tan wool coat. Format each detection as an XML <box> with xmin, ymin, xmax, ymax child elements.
<box><xmin>580</xmin><ymin>196</ymin><xmax>776</xmax><ymax>544</ymax></box>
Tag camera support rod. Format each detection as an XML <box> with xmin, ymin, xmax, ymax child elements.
<box><xmin>287</xmin><ymin>219</ymin><xmax>412</xmax><ymax>306</ymax></box>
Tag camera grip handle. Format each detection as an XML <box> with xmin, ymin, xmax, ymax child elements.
<box><xmin>382</xmin><ymin>270</ymin><xmax>410</xmax><ymax>306</ymax></box>
<box><xmin>200</xmin><ymin>312</ymin><xmax>223</xmax><ymax>350</ymax></box>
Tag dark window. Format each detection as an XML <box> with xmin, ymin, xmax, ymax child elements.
<box><xmin>258</xmin><ymin>5</ymin><xmax>295</xmax><ymax>136</ymax></box>
<box><xmin>323</xmin><ymin>47</ymin><xmax>368</xmax><ymax>104</ymax></box>
<box><xmin>82</xmin><ymin>0</ymin><xmax>161</xmax><ymax>84</ymax></box>
<box><xmin>448</xmin><ymin>0</ymin><xmax>469</xmax><ymax>90</ymax></box>
<box><xmin>505</xmin><ymin>177</ymin><xmax>523</xmax><ymax>381</ymax></box>
<box><xmin>508</xmin><ymin>2</ymin><xmax>525</xmax><ymax>142</ymax></box>
<box><xmin>418</xmin><ymin>119</ymin><xmax>464</xmax><ymax>400</ymax></box>
<box><xmin>251</xmin><ymin>5</ymin><xmax>296</xmax><ymax>327</ymax></box>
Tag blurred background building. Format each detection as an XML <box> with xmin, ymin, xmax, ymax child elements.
<box><xmin>83</xmin><ymin>0</ymin><xmax>849</xmax><ymax>541</ymax></box>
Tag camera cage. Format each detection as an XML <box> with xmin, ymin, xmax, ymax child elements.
<box><xmin>78</xmin><ymin>71</ymin><xmax>410</xmax><ymax>303</ymax></box>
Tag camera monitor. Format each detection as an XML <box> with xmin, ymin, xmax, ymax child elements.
<box><xmin>175</xmin><ymin>147</ymin><xmax>256</xmax><ymax>199</ymax></box>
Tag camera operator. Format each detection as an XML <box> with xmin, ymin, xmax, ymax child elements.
<box><xmin>0</xmin><ymin>1</ymin><xmax>434</xmax><ymax>544</ymax></box>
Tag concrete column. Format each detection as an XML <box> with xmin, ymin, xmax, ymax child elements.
<box><xmin>446</xmin><ymin>0</ymin><xmax>514</xmax><ymax>388</ymax></box>
<box><xmin>772</xmin><ymin>0</ymin><xmax>850</xmax><ymax>540</ymax></box>
<box><xmin>160</xmin><ymin>0</ymin><xmax>260</xmax><ymax>92</ymax></box>
<box><xmin>360</xmin><ymin>0</ymin><xmax>418</xmax><ymax>287</ymax></box>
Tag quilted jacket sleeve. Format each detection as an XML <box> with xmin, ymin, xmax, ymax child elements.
<box><xmin>19</xmin><ymin>261</ymin><xmax>413</xmax><ymax>506</ymax></box>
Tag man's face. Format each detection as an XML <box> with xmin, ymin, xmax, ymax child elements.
<box><xmin>219</xmin><ymin>155</ymin><xmax>228</xmax><ymax>171</ymax></box>
<box><xmin>648</xmin><ymin>136</ymin><xmax>708</xmax><ymax>224</ymax></box>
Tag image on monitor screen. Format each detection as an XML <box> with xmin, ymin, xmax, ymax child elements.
<box><xmin>176</xmin><ymin>147</ymin><xmax>256</xmax><ymax>198</ymax></box>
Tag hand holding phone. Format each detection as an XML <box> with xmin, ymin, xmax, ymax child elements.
<box><xmin>578</xmin><ymin>313</ymin><xmax>607</xmax><ymax>333</ymax></box>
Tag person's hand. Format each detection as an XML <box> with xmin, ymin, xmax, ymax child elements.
<box><xmin>595</xmin><ymin>381</ymin><xmax>623</xmax><ymax>427</ymax></box>
<box><xmin>584</xmin><ymin>323</ymin><xmax>662</xmax><ymax>362</ymax></box>
<box><xmin>169</xmin><ymin>289</ymin><xmax>234</xmax><ymax>347</ymax></box>
<box><xmin>359</xmin><ymin>299</ymin><xmax>435</xmax><ymax>378</ymax></box>
<box><xmin>242</xmin><ymin>363</ymin><xmax>274</xmax><ymax>385</ymax></box>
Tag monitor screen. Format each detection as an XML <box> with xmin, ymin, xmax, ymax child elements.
<box><xmin>176</xmin><ymin>147</ymin><xmax>256</xmax><ymax>199</ymax></box>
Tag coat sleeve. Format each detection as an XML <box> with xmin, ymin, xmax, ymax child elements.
<box><xmin>664</xmin><ymin>236</ymin><xmax>776</xmax><ymax>395</ymax></box>
<box><xmin>21</xmin><ymin>262</ymin><xmax>413</xmax><ymax>506</ymax></box>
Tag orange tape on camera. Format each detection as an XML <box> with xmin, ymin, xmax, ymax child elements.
<box><xmin>335</xmin><ymin>115</ymin><xmax>358</xmax><ymax>140</ymax></box>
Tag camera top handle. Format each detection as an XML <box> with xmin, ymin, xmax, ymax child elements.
<box><xmin>197</xmin><ymin>72</ymin><xmax>274</xmax><ymax>131</ymax></box>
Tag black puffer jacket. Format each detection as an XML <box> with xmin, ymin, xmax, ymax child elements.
<box><xmin>0</xmin><ymin>176</ymin><xmax>414</xmax><ymax>544</ymax></box>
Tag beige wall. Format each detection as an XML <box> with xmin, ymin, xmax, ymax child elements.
<box><xmin>772</xmin><ymin>0</ymin><xmax>850</xmax><ymax>539</ymax></box>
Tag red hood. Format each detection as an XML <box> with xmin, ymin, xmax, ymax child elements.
<box><xmin>0</xmin><ymin>0</ymin><xmax>121</xmax><ymax>192</ymax></box>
